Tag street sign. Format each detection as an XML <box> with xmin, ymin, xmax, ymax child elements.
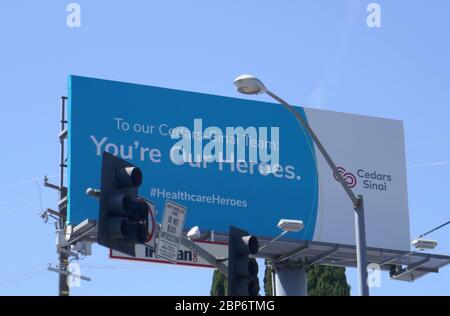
<box><xmin>110</xmin><ymin>240</ymin><xmax>228</xmax><ymax>268</ymax></box>
<box><xmin>155</xmin><ymin>201</ymin><xmax>187</xmax><ymax>262</ymax></box>
<box><xmin>68</xmin><ymin>76</ymin><xmax>410</xmax><ymax>251</ymax></box>
<box><xmin>145</xmin><ymin>200</ymin><xmax>157</xmax><ymax>250</ymax></box>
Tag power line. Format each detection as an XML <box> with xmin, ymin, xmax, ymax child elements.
<box><xmin>0</xmin><ymin>271</ymin><xmax>48</xmax><ymax>287</ymax></box>
<box><xmin>34</xmin><ymin>180</ymin><xmax>44</xmax><ymax>214</ymax></box>
<box><xmin>0</xmin><ymin>271</ymin><xmax>48</xmax><ymax>288</ymax></box>
<box><xmin>0</xmin><ymin>264</ymin><xmax>49</xmax><ymax>288</ymax></box>
<box><xmin>407</xmin><ymin>139</ymin><xmax>450</xmax><ymax>148</ymax></box>
<box><xmin>418</xmin><ymin>220</ymin><xmax>450</xmax><ymax>238</ymax></box>
<box><xmin>0</xmin><ymin>264</ymin><xmax>47</xmax><ymax>281</ymax></box>
<box><xmin>407</xmin><ymin>161</ymin><xmax>450</xmax><ymax>169</ymax></box>
<box><xmin>0</xmin><ymin>175</ymin><xmax>60</xmax><ymax>192</ymax></box>
<box><xmin>0</xmin><ymin>197</ymin><xmax>57</xmax><ymax>216</ymax></box>
<box><xmin>0</xmin><ymin>191</ymin><xmax>54</xmax><ymax>207</ymax></box>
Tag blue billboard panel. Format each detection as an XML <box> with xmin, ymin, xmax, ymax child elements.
<box><xmin>68</xmin><ymin>76</ymin><xmax>411</xmax><ymax>251</ymax></box>
<box><xmin>68</xmin><ymin>76</ymin><xmax>318</xmax><ymax>240</ymax></box>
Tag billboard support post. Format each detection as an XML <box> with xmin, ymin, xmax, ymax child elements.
<box><xmin>274</xmin><ymin>263</ymin><xmax>307</xmax><ymax>296</ymax></box>
<box><xmin>355</xmin><ymin>195</ymin><xmax>369</xmax><ymax>296</ymax></box>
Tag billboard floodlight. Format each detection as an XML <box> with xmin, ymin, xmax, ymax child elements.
<box><xmin>277</xmin><ymin>219</ymin><xmax>304</xmax><ymax>232</ymax></box>
<box><xmin>187</xmin><ymin>226</ymin><xmax>201</xmax><ymax>240</ymax></box>
<box><xmin>411</xmin><ymin>238</ymin><xmax>438</xmax><ymax>250</ymax></box>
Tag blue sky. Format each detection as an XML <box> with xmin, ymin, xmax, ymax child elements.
<box><xmin>0</xmin><ymin>1</ymin><xmax>449</xmax><ymax>295</ymax></box>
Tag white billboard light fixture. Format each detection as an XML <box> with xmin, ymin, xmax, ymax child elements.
<box><xmin>259</xmin><ymin>218</ymin><xmax>304</xmax><ymax>252</ymax></box>
<box><xmin>411</xmin><ymin>238</ymin><xmax>438</xmax><ymax>250</ymax></box>
<box><xmin>187</xmin><ymin>226</ymin><xmax>201</xmax><ymax>240</ymax></box>
<box><xmin>277</xmin><ymin>219</ymin><xmax>304</xmax><ymax>232</ymax></box>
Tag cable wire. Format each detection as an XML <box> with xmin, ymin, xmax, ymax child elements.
<box><xmin>0</xmin><ymin>197</ymin><xmax>57</xmax><ymax>216</ymax></box>
<box><xmin>0</xmin><ymin>174</ymin><xmax>60</xmax><ymax>192</ymax></box>
<box><xmin>0</xmin><ymin>191</ymin><xmax>53</xmax><ymax>207</ymax></box>
<box><xmin>34</xmin><ymin>180</ymin><xmax>44</xmax><ymax>214</ymax></box>
<box><xmin>407</xmin><ymin>139</ymin><xmax>450</xmax><ymax>148</ymax></box>
<box><xmin>408</xmin><ymin>161</ymin><xmax>450</xmax><ymax>169</ymax></box>
<box><xmin>418</xmin><ymin>220</ymin><xmax>450</xmax><ymax>238</ymax></box>
<box><xmin>0</xmin><ymin>264</ymin><xmax>49</xmax><ymax>288</ymax></box>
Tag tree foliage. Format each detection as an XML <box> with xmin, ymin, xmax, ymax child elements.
<box><xmin>307</xmin><ymin>265</ymin><xmax>350</xmax><ymax>296</ymax></box>
<box><xmin>210</xmin><ymin>269</ymin><xmax>227</xmax><ymax>296</ymax></box>
<box><xmin>261</xmin><ymin>264</ymin><xmax>350</xmax><ymax>296</ymax></box>
<box><xmin>211</xmin><ymin>263</ymin><xmax>350</xmax><ymax>296</ymax></box>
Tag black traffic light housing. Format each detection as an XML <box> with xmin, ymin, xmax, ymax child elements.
<box><xmin>227</xmin><ymin>226</ymin><xmax>260</xmax><ymax>296</ymax></box>
<box><xmin>97</xmin><ymin>152</ymin><xmax>149</xmax><ymax>257</ymax></box>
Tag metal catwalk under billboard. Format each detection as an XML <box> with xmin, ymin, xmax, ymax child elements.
<box><xmin>67</xmin><ymin>75</ymin><xmax>410</xmax><ymax>251</ymax></box>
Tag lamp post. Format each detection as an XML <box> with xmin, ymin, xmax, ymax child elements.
<box><xmin>233</xmin><ymin>75</ymin><xmax>369</xmax><ymax>296</ymax></box>
<box><xmin>259</xmin><ymin>219</ymin><xmax>304</xmax><ymax>252</ymax></box>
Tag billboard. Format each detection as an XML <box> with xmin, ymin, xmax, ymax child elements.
<box><xmin>68</xmin><ymin>75</ymin><xmax>410</xmax><ymax>251</ymax></box>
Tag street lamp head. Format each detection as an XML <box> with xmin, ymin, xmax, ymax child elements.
<box><xmin>277</xmin><ymin>219</ymin><xmax>304</xmax><ymax>232</ymax></box>
<box><xmin>233</xmin><ymin>75</ymin><xmax>267</xmax><ymax>95</ymax></box>
<box><xmin>187</xmin><ymin>226</ymin><xmax>201</xmax><ymax>240</ymax></box>
<box><xmin>411</xmin><ymin>238</ymin><xmax>438</xmax><ymax>250</ymax></box>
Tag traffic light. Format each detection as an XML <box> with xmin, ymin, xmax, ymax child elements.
<box><xmin>97</xmin><ymin>152</ymin><xmax>149</xmax><ymax>257</ymax></box>
<box><xmin>227</xmin><ymin>226</ymin><xmax>260</xmax><ymax>296</ymax></box>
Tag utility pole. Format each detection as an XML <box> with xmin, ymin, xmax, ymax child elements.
<box><xmin>58</xmin><ymin>96</ymin><xmax>69</xmax><ymax>296</ymax></box>
<box><xmin>43</xmin><ymin>96</ymin><xmax>70</xmax><ymax>296</ymax></box>
<box><xmin>43</xmin><ymin>97</ymin><xmax>70</xmax><ymax>296</ymax></box>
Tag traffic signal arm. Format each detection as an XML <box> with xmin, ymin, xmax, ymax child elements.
<box><xmin>180</xmin><ymin>237</ymin><xmax>228</xmax><ymax>277</ymax></box>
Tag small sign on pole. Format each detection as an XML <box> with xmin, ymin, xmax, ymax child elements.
<box><xmin>155</xmin><ymin>200</ymin><xmax>187</xmax><ymax>263</ymax></box>
<box><xmin>145</xmin><ymin>200</ymin><xmax>157</xmax><ymax>250</ymax></box>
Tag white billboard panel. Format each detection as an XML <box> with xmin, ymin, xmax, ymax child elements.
<box><xmin>305</xmin><ymin>108</ymin><xmax>410</xmax><ymax>250</ymax></box>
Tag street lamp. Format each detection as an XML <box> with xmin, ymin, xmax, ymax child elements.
<box><xmin>259</xmin><ymin>219</ymin><xmax>304</xmax><ymax>252</ymax></box>
<box><xmin>186</xmin><ymin>226</ymin><xmax>201</xmax><ymax>240</ymax></box>
<box><xmin>233</xmin><ymin>74</ymin><xmax>370</xmax><ymax>296</ymax></box>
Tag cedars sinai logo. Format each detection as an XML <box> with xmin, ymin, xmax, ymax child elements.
<box><xmin>333</xmin><ymin>167</ymin><xmax>357</xmax><ymax>188</ymax></box>
<box><xmin>334</xmin><ymin>167</ymin><xmax>392</xmax><ymax>192</ymax></box>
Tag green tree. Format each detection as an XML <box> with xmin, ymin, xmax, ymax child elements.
<box><xmin>263</xmin><ymin>260</ymin><xmax>273</xmax><ymax>296</ymax></box>
<box><xmin>307</xmin><ymin>265</ymin><xmax>350</xmax><ymax>296</ymax></box>
<box><xmin>210</xmin><ymin>269</ymin><xmax>227</xmax><ymax>296</ymax></box>
<box><xmin>262</xmin><ymin>263</ymin><xmax>350</xmax><ymax>296</ymax></box>
<box><xmin>211</xmin><ymin>262</ymin><xmax>350</xmax><ymax>296</ymax></box>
